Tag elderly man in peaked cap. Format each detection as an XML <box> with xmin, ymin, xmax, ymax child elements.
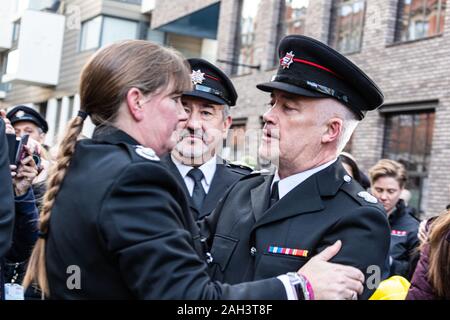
<box><xmin>203</xmin><ymin>35</ymin><xmax>391</xmax><ymax>300</ymax></box>
<box><xmin>162</xmin><ymin>58</ymin><xmax>252</xmax><ymax>220</ymax></box>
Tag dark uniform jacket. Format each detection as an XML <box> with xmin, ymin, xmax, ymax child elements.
<box><xmin>204</xmin><ymin>160</ymin><xmax>391</xmax><ymax>300</ymax></box>
<box><xmin>0</xmin><ymin>120</ymin><xmax>15</xmax><ymax>300</ymax></box>
<box><xmin>161</xmin><ymin>155</ymin><xmax>251</xmax><ymax>219</ymax></box>
<box><xmin>388</xmin><ymin>199</ymin><xmax>420</xmax><ymax>280</ymax></box>
<box><xmin>45</xmin><ymin>127</ymin><xmax>286</xmax><ymax>299</ymax></box>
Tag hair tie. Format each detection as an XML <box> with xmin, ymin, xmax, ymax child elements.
<box><xmin>77</xmin><ymin>110</ymin><xmax>89</xmax><ymax>120</ymax></box>
<box><xmin>38</xmin><ymin>231</ymin><xmax>48</xmax><ymax>239</ymax></box>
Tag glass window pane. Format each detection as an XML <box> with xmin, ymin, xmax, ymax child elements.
<box><xmin>147</xmin><ymin>28</ymin><xmax>165</xmax><ymax>45</ymax></box>
<box><xmin>101</xmin><ymin>17</ymin><xmax>138</xmax><ymax>47</ymax></box>
<box><xmin>396</xmin><ymin>0</ymin><xmax>446</xmax><ymax>42</ymax></box>
<box><xmin>335</xmin><ymin>0</ymin><xmax>365</xmax><ymax>54</ymax></box>
<box><xmin>236</xmin><ymin>0</ymin><xmax>261</xmax><ymax>75</ymax></box>
<box><xmin>80</xmin><ymin>16</ymin><xmax>102</xmax><ymax>51</ymax></box>
<box><xmin>383</xmin><ymin>110</ymin><xmax>435</xmax><ymax>212</ymax></box>
<box><xmin>284</xmin><ymin>0</ymin><xmax>309</xmax><ymax>35</ymax></box>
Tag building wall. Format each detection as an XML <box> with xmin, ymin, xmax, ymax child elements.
<box><xmin>179</xmin><ymin>0</ymin><xmax>450</xmax><ymax>216</ymax></box>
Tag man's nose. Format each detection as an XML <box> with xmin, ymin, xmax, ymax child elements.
<box><xmin>186</xmin><ymin>112</ymin><xmax>202</xmax><ymax>130</ymax></box>
<box><xmin>262</xmin><ymin>105</ymin><xmax>277</xmax><ymax>125</ymax></box>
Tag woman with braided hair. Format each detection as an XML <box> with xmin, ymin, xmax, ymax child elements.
<box><xmin>22</xmin><ymin>40</ymin><xmax>366</xmax><ymax>300</ymax></box>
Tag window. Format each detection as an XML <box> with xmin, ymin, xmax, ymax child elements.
<box><xmin>226</xmin><ymin>119</ymin><xmax>248</xmax><ymax>163</ymax></box>
<box><xmin>101</xmin><ymin>17</ymin><xmax>138</xmax><ymax>46</ymax></box>
<box><xmin>80</xmin><ymin>16</ymin><xmax>102</xmax><ymax>51</ymax></box>
<box><xmin>382</xmin><ymin>108</ymin><xmax>435</xmax><ymax>213</ymax></box>
<box><xmin>12</xmin><ymin>20</ymin><xmax>21</xmax><ymax>47</ymax></box>
<box><xmin>80</xmin><ymin>16</ymin><xmax>138</xmax><ymax>51</ymax></box>
<box><xmin>110</xmin><ymin>0</ymin><xmax>142</xmax><ymax>5</ymax></box>
<box><xmin>395</xmin><ymin>0</ymin><xmax>447</xmax><ymax>42</ymax></box>
<box><xmin>235</xmin><ymin>0</ymin><xmax>262</xmax><ymax>75</ymax></box>
<box><xmin>334</xmin><ymin>0</ymin><xmax>366</xmax><ymax>54</ymax></box>
<box><xmin>283</xmin><ymin>0</ymin><xmax>309</xmax><ymax>36</ymax></box>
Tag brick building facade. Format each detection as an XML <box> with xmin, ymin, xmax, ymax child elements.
<box><xmin>0</xmin><ymin>0</ymin><xmax>449</xmax><ymax>216</ymax></box>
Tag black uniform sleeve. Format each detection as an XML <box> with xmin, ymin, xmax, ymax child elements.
<box><xmin>98</xmin><ymin>162</ymin><xmax>286</xmax><ymax>300</ymax></box>
<box><xmin>0</xmin><ymin>121</ymin><xmax>14</xmax><ymax>258</ymax></box>
<box><xmin>316</xmin><ymin>206</ymin><xmax>391</xmax><ymax>300</ymax></box>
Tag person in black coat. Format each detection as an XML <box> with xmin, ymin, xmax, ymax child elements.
<box><xmin>203</xmin><ymin>35</ymin><xmax>391</xmax><ymax>300</ymax></box>
<box><xmin>0</xmin><ymin>119</ymin><xmax>14</xmax><ymax>260</ymax></box>
<box><xmin>369</xmin><ymin>159</ymin><xmax>420</xmax><ymax>280</ymax></box>
<box><xmin>0</xmin><ymin>118</ymin><xmax>15</xmax><ymax>299</ymax></box>
<box><xmin>162</xmin><ymin>58</ymin><xmax>251</xmax><ymax>220</ymax></box>
<box><xmin>23</xmin><ymin>40</ymin><xmax>364</xmax><ymax>300</ymax></box>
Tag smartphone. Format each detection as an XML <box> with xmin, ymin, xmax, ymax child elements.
<box><xmin>6</xmin><ymin>134</ymin><xmax>29</xmax><ymax>166</ymax></box>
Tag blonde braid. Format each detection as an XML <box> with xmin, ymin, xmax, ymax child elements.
<box><xmin>23</xmin><ymin>115</ymin><xmax>85</xmax><ymax>297</ymax></box>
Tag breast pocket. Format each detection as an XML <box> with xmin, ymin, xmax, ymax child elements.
<box><xmin>210</xmin><ymin>234</ymin><xmax>239</xmax><ymax>272</ymax></box>
<box><xmin>256</xmin><ymin>252</ymin><xmax>309</xmax><ymax>279</ymax></box>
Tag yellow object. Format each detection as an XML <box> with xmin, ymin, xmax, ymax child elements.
<box><xmin>369</xmin><ymin>276</ymin><xmax>411</xmax><ymax>300</ymax></box>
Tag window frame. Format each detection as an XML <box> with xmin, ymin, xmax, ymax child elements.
<box><xmin>79</xmin><ymin>15</ymin><xmax>139</xmax><ymax>52</ymax></box>
<box><xmin>381</xmin><ymin>104</ymin><xmax>436</xmax><ymax>212</ymax></box>
<box><xmin>333</xmin><ymin>0</ymin><xmax>367</xmax><ymax>55</ymax></box>
<box><xmin>394</xmin><ymin>0</ymin><xmax>447</xmax><ymax>43</ymax></box>
<box><xmin>233</xmin><ymin>0</ymin><xmax>262</xmax><ymax>76</ymax></box>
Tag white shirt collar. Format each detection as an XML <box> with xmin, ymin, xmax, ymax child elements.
<box><xmin>171</xmin><ymin>154</ymin><xmax>217</xmax><ymax>187</ymax></box>
<box><xmin>271</xmin><ymin>158</ymin><xmax>338</xmax><ymax>199</ymax></box>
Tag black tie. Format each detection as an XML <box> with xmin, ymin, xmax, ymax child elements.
<box><xmin>187</xmin><ymin>168</ymin><xmax>206</xmax><ymax>211</ymax></box>
<box><xmin>269</xmin><ymin>181</ymin><xmax>280</xmax><ymax>208</ymax></box>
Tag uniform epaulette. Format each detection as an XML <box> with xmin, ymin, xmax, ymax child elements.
<box><xmin>123</xmin><ymin>144</ymin><xmax>160</xmax><ymax>163</ymax></box>
<box><xmin>225</xmin><ymin>161</ymin><xmax>254</xmax><ymax>175</ymax></box>
<box><xmin>340</xmin><ymin>181</ymin><xmax>381</xmax><ymax>209</ymax></box>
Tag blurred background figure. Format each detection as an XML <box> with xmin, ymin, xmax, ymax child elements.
<box><xmin>339</xmin><ymin>152</ymin><xmax>370</xmax><ymax>189</ymax></box>
<box><xmin>0</xmin><ymin>115</ymin><xmax>39</xmax><ymax>300</ymax></box>
<box><xmin>369</xmin><ymin>159</ymin><xmax>420</xmax><ymax>280</ymax></box>
<box><xmin>5</xmin><ymin>106</ymin><xmax>52</xmax><ymax>207</ymax></box>
<box><xmin>0</xmin><ymin>117</ymin><xmax>15</xmax><ymax>299</ymax></box>
<box><xmin>407</xmin><ymin>206</ymin><xmax>450</xmax><ymax>300</ymax></box>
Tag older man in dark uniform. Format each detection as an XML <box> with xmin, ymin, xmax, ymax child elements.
<box><xmin>205</xmin><ymin>35</ymin><xmax>391</xmax><ymax>300</ymax></box>
<box><xmin>163</xmin><ymin>58</ymin><xmax>251</xmax><ymax>220</ymax></box>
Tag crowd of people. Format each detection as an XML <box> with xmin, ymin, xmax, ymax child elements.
<box><xmin>0</xmin><ymin>35</ymin><xmax>449</xmax><ymax>300</ymax></box>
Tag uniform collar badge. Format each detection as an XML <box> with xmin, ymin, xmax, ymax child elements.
<box><xmin>191</xmin><ymin>69</ymin><xmax>205</xmax><ymax>85</ymax></box>
<box><xmin>357</xmin><ymin>191</ymin><xmax>378</xmax><ymax>204</ymax></box>
<box><xmin>391</xmin><ymin>230</ymin><xmax>407</xmax><ymax>236</ymax></box>
<box><xmin>135</xmin><ymin>145</ymin><xmax>160</xmax><ymax>161</ymax></box>
<box><xmin>281</xmin><ymin>51</ymin><xmax>295</xmax><ymax>69</ymax></box>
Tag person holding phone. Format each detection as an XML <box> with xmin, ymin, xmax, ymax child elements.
<box><xmin>0</xmin><ymin>118</ymin><xmax>14</xmax><ymax>262</ymax></box>
<box><xmin>0</xmin><ymin>113</ymin><xmax>39</xmax><ymax>300</ymax></box>
<box><xmin>23</xmin><ymin>40</ymin><xmax>365</xmax><ymax>300</ymax></box>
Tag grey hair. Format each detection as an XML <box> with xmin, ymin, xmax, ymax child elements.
<box><xmin>316</xmin><ymin>100</ymin><xmax>359</xmax><ymax>153</ymax></box>
<box><xmin>222</xmin><ymin>104</ymin><xmax>231</xmax><ymax>120</ymax></box>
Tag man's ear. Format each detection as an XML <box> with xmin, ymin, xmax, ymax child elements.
<box><xmin>222</xmin><ymin>116</ymin><xmax>232</xmax><ymax>138</ymax></box>
<box><xmin>321</xmin><ymin>117</ymin><xmax>343</xmax><ymax>144</ymax></box>
<box><xmin>126</xmin><ymin>88</ymin><xmax>145</xmax><ymax>121</ymax></box>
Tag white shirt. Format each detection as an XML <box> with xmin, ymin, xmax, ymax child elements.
<box><xmin>273</xmin><ymin>158</ymin><xmax>337</xmax><ymax>299</ymax></box>
<box><xmin>171</xmin><ymin>154</ymin><xmax>217</xmax><ymax>196</ymax></box>
<box><xmin>271</xmin><ymin>158</ymin><xmax>338</xmax><ymax>200</ymax></box>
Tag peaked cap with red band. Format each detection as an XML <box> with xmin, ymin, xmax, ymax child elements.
<box><xmin>184</xmin><ymin>58</ymin><xmax>238</xmax><ymax>107</ymax></box>
<box><xmin>257</xmin><ymin>35</ymin><xmax>384</xmax><ymax>119</ymax></box>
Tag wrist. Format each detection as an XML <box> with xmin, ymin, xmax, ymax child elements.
<box><xmin>287</xmin><ymin>272</ymin><xmax>314</xmax><ymax>300</ymax></box>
